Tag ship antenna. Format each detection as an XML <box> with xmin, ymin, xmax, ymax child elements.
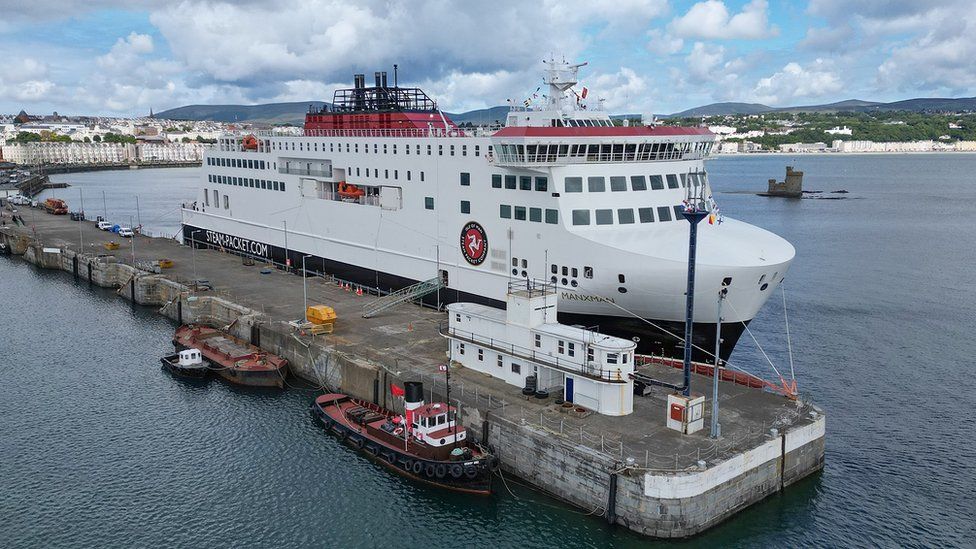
<box><xmin>393</xmin><ymin>64</ymin><xmax>398</xmax><ymax>88</ymax></box>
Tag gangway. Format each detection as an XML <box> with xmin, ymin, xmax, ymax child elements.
<box><xmin>361</xmin><ymin>276</ymin><xmax>445</xmax><ymax>318</ymax></box>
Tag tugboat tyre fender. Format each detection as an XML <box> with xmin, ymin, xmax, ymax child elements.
<box><xmin>449</xmin><ymin>464</ymin><xmax>464</xmax><ymax>478</ymax></box>
<box><xmin>411</xmin><ymin>461</ymin><xmax>423</xmax><ymax>475</ymax></box>
<box><xmin>384</xmin><ymin>452</ymin><xmax>396</xmax><ymax>464</ymax></box>
<box><xmin>424</xmin><ymin>463</ymin><xmax>436</xmax><ymax>478</ymax></box>
<box><xmin>464</xmin><ymin>465</ymin><xmax>478</xmax><ymax>479</ymax></box>
<box><xmin>435</xmin><ymin>464</ymin><xmax>447</xmax><ymax>479</ymax></box>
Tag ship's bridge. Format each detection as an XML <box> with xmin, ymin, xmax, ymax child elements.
<box><xmin>489</xmin><ymin>125</ymin><xmax>715</xmax><ymax>167</ymax></box>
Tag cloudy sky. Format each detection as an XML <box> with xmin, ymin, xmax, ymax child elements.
<box><xmin>0</xmin><ymin>0</ymin><xmax>972</xmax><ymax>116</ymax></box>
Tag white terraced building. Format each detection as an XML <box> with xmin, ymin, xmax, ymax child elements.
<box><xmin>1</xmin><ymin>142</ymin><xmax>203</xmax><ymax>165</ymax></box>
<box><xmin>445</xmin><ymin>280</ymin><xmax>636</xmax><ymax>416</ymax></box>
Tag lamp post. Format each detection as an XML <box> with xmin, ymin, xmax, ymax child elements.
<box><xmin>129</xmin><ymin>215</ymin><xmax>135</xmax><ymax>266</ymax></box>
<box><xmin>710</xmin><ymin>287</ymin><xmax>727</xmax><ymax>439</ymax></box>
<box><xmin>302</xmin><ymin>254</ymin><xmax>313</xmax><ymax>323</ymax></box>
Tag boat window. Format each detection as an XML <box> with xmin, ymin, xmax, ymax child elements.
<box><xmin>551</xmin><ymin>264</ymin><xmax>558</xmax><ymax>274</ymax></box>
<box><xmin>618</xmin><ymin>208</ymin><xmax>635</xmax><ymax>224</ymax></box>
<box><xmin>511</xmin><ymin>363</ymin><xmax>521</xmax><ymax>374</ymax></box>
<box><xmin>610</xmin><ymin>176</ymin><xmax>627</xmax><ymax>192</ymax></box>
<box><xmin>558</xmin><ymin>340</ymin><xmax>565</xmax><ymax>354</ymax></box>
<box><xmin>535</xmin><ymin>177</ymin><xmax>548</xmax><ymax>192</ymax></box>
<box><xmin>497</xmin><ymin>355</ymin><xmax>503</xmax><ymax>367</ymax></box>
<box><xmin>657</xmin><ymin>206</ymin><xmax>672</xmax><ymax>222</ymax></box>
<box><xmin>673</xmin><ymin>205</ymin><xmax>684</xmax><ymax>219</ymax></box>
<box><xmin>649</xmin><ymin>175</ymin><xmax>664</xmax><ymax>190</ymax></box>
<box><xmin>584</xmin><ymin>266</ymin><xmax>593</xmax><ymax>278</ymax></box>
<box><xmin>529</xmin><ymin>207</ymin><xmax>542</xmax><ymax>222</ymax></box>
<box><xmin>679</xmin><ymin>173</ymin><xmax>688</xmax><ymax>188</ymax></box>
<box><xmin>572</xmin><ymin>210</ymin><xmax>590</xmax><ymax>225</ymax></box>
<box><xmin>505</xmin><ymin>175</ymin><xmax>517</xmax><ymax>189</ymax></box>
<box><xmin>631</xmin><ymin>176</ymin><xmax>647</xmax><ymax>191</ymax></box>
<box><xmin>520</xmin><ymin>176</ymin><xmax>532</xmax><ymax>190</ymax></box>
<box><xmin>568</xmin><ymin>342</ymin><xmax>575</xmax><ymax>357</ymax></box>
<box><xmin>425</xmin><ymin>197</ymin><xmax>434</xmax><ymax>210</ymax></box>
<box><xmin>460</xmin><ymin>172</ymin><xmax>470</xmax><ymax>186</ymax></box>
<box><xmin>475</xmin><ymin>145</ymin><xmax>480</xmax><ymax>157</ymax></box>
<box><xmin>588</xmin><ymin>176</ymin><xmax>605</xmax><ymax>192</ymax></box>
<box><xmin>514</xmin><ymin>206</ymin><xmax>526</xmax><ymax>220</ymax></box>
<box><xmin>478</xmin><ymin>349</ymin><xmax>483</xmax><ymax>361</ymax></box>
<box><xmin>638</xmin><ymin>207</ymin><xmax>655</xmax><ymax>223</ymax></box>
<box><xmin>666</xmin><ymin>174</ymin><xmax>679</xmax><ymax>189</ymax></box>
<box><xmin>607</xmin><ymin>353</ymin><xmax>618</xmax><ymax>364</ymax></box>
<box><xmin>500</xmin><ymin>205</ymin><xmax>511</xmax><ymax>218</ymax></box>
<box><xmin>461</xmin><ymin>200</ymin><xmax>470</xmax><ymax>214</ymax></box>
<box><xmin>535</xmin><ymin>334</ymin><xmax>541</xmax><ymax>348</ymax></box>
<box><xmin>595</xmin><ymin>209</ymin><xmax>613</xmax><ymax>225</ymax></box>
<box><xmin>492</xmin><ymin>174</ymin><xmax>502</xmax><ymax>188</ymax></box>
<box><xmin>618</xmin><ymin>273</ymin><xmax>626</xmax><ymax>283</ymax></box>
<box><xmin>565</xmin><ymin>177</ymin><xmax>583</xmax><ymax>193</ymax></box>
<box><xmin>545</xmin><ymin>209</ymin><xmax>558</xmax><ymax>224</ymax></box>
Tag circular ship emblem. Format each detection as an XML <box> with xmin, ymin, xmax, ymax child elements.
<box><xmin>460</xmin><ymin>222</ymin><xmax>488</xmax><ymax>265</ymax></box>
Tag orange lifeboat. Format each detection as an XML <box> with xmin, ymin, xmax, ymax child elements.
<box><xmin>242</xmin><ymin>134</ymin><xmax>258</xmax><ymax>151</ymax></box>
<box><xmin>337</xmin><ymin>181</ymin><xmax>365</xmax><ymax>199</ymax></box>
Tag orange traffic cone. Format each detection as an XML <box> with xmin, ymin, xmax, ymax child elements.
<box><xmin>356</xmin><ymin>287</ymin><xmax>363</xmax><ymax>296</ymax></box>
<box><xmin>344</xmin><ymin>283</ymin><xmax>351</xmax><ymax>291</ymax></box>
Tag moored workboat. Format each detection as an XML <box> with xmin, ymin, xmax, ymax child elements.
<box><xmin>172</xmin><ymin>324</ymin><xmax>288</xmax><ymax>387</ymax></box>
<box><xmin>311</xmin><ymin>381</ymin><xmax>495</xmax><ymax>494</ymax></box>
<box><xmin>160</xmin><ymin>347</ymin><xmax>210</xmax><ymax>378</ymax></box>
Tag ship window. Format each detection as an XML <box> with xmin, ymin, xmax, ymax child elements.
<box><xmin>271</xmin><ymin>181</ymin><xmax>278</xmax><ymax>191</ymax></box>
<box><xmin>425</xmin><ymin>197</ymin><xmax>434</xmax><ymax>210</ymax></box>
<box><xmin>394</xmin><ymin>170</ymin><xmax>398</xmax><ymax>180</ymax></box>
<box><xmin>610</xmin><ymin>176</ymin><xmax>627</xmax><ymax>192</ymax></box>
<box><xmin>618</xmin><ymin>208</ymin><xmax>635</xmax><ymax>224</ymax></box>
<box><xmin>450</xmin><ymin>145</ymin><xmax>455</xmax><ymax>156</ymax></box>
<box><xmin>407</xmin><ymin>171</ymin><xmax>412</xmax><ymax>181</ymax></box>
<box><xmin>459</xmin><ymin>343</ymin><xmax>464</xmax><ymax>355</ymax></box>
<box><xmin>558</xmin><ymin>340</ymin><xmax>565</xmax><ymax>354</ymax></box>
<box><xmin>223</xmin><ymin>195</ymin><xmax>229</xmax><ymax>209</ymax></box>
<box><xmin>631</xmin><ymin>176</ymin><xmax>647</xmax><ymax>191</ymax></box>
<box><xmin>568</xmin><ymin>343</ymin><xmax>575</xmax><ymax>357</ymax></box>
<box><xmin>260</xmin><ymin>181</ymin><xmax>267</xmax><ymax>189</ymax></box>
<box><xmin>618</xmin><ymin>273</ymin><xmax>626</xmax><ymax>283</ymax></box>
<box><xmin>666</xmin><ymin>174</ymin><xmax>679</xmax><ymax>189</ymax></box>
<box><xmin>420</xmin><ymin>171</ymin><xmax>425</xmax><ymax>182</ymax></box>
<box><xmin>439</xmin><ymin>145</ymin><xmax>443</xmax><ymax>156</ymax></box>
<box><xmin>511</xmin><ymin>363</ymin><xmax>521</xmax><ymax>374</ymax></box>
<box><xmin>520</xmin><ymin>176</ymin><xmax>531</xmax><ymax>190</ymax></box>
<box><xmin>535</xmin><ymin>177</ymin><xmax>548</xmax><ymax>191</ymax></box>
<box><xmin>565</xmin><ymin>177</ymin><xmax>583</xmax><ymax>193</ymax></box>
<box><xmin>492</xmin><ymin>174</ymin><xmax>502</xmax><ymax>188</ymax></box>
<box><xmin>514</xmin><ymin>206</ymin><xmax>526</xmax><ymax>220</ymax></box>
<box><xmin>595</xmin><ymin>209</ymin><xmax>613</xmax><ymax>225</ymax></box>
<box><xmin>478</xmin><ymin>348</ymin><xmax>484</xmax><ymax>361</ymax></box>
<box><xmin>679</xmin><ymin>173</ymin><xmax>688</xmax><ymax>188</ymax></box>
<box><xmin>384</xmin><ymin>169</ymin><xmax>389</xmax><ymax>179</ymax></box>
<box><xmin>535</xmin><ymin>334</ymin><xmax>541</xmax><ymax>348</ymax></box>
<box><xmin>562</xmin><ymin>266</ymin><xmax>568</xmax><ymax>276</ymax></box>
<box><xmin>354</xmin><ymin>144</ymin><xmax>358</xmax><ymax>153</ymax></box>
<box><xmin>497</xmin><ymin>354</ymin><xmax>503</xmax><ymax>367</ymax></box>
<box><xmin>475</xmin><ymin>145</ymin><xmax>481</xmax><ymax>157</ymax></box>
<box><xmin>551</xmin><ymin>264</ymin><xmax>558</xmax><ymax>274</ymax></box>
<box><xmin>213</xmin><ymin>189</ymin><xmax>219</xmax><ymax>205</ymax></box>
<box><xmin>649</xmin><ymin>175</ymin><xmax>664</xmax><ymax>190</ymax></box>
<box><xmin>512</xmin><ymin>257</ymin><xmax>518</xmax><ymax>267</ymax></box>
<box><xmin>330</xmin><ymin>143</ymin><xmax>334</xmax><ymax>152</ymax></box>
<box><xmin>204</xmin><ymin>188</ymin><xmax>209</xmax><ymax>206</ymax></box>
<box><xmin>500</xmin><ymin>205</ymin><xmax>511</xmax><ymax>218</ymax></box>
<box><xmin>427</xmin><ymin>145</ymin><xmax>432</xmax><ymax>155</ymax></box>
<box><xmin>571</xmin><ymin>267</ymin><xmax>578</xmax><ymax>278</ymax></box>
<box><xmin>460</xmin><ymin>172</ymin><xmax>470</xmax><ymax>186</ymax></box>
<box><xmin>545</xmin><ymin>209</ymin><xmax>558</xmax><ymax>224</ymax></box>
<box><xmin>673</xmin><ymin>205</ymin><xmax>684</xmax><ymax>219</ymax></box>
<box><xmin>505</xmin><ymin>175</ymin><xmax>517</xmax><ymax>189</ymax></box>
<box><xmin>383</xmin><ymin>144</ymin><xmax>388</xmax><ymax>154</ymax></box>
<box><xmin>281</xmin><ymin>182</ymin><xmax>286</xmax><ymax>192</ymax></box>
<box><xmin>356</xmin><ymin>168</ymin><xmax>360</xmax><ymax>176</ymax></box>
<box><xmin>374</xmin><ymin>144</ymin><xmax>378</xmax><ymax>154</ymax></box>
<box><xmin>462</xmin><ymin>145</ymin><xmax>467</xmax><ymax>156</ymax></box>
<box><xmin>393</xmin><ymin>144</ymin><xmax>397</xmax><ymax>154</ymax></box>
<box><xmin>657</xmin><ymin>206</ymin><xmax>672</xmax><ymax>221</ymax></box>
<box><xmin>584</xmin><ymin>266</ymin><xmax>593</xmax><ymax>278</ymax></box>
<box><xmin>461</xmin><ymin>200</ymin><xmax>470</xmax><ymax>214</ymax></box>
<box><xmin>572</xmin><ymin>210</ymin><xmax>590</xmax><ymax>225</ymax></box>
<box><xmin>639</xmin><ymin>207</ymin><xmax>655</xmax><ymax>223</ymax></box>
<box><xmin>607</xmin><ymin>353</ymin><xmax>618</xmax><ymax>364</ymax></box>
<box><xmin>588</xmin><ymin>176</ymin><xmax>606</xmax><ymax>192</ymax></box>
<box><xmin>529</xmin><ymin>207</ymin><xmax>542</xmax><ymax>222</ymax></box>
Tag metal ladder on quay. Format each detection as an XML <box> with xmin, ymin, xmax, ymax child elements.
<box><xmin>361</xmin><ymin>276</ymin><xmax>445</xmax><ymax>318</ymax></box>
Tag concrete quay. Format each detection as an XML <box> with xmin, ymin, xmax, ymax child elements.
<box><xmin>0</xmin><ymin>206</ymin><xmax>825</xmax><ymax>539</ymax></box>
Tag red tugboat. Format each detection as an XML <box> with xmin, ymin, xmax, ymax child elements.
<box><xmin>311</xmin><ymin>381</ymin><xmax>496</xmax><ymax>494</ymax></box>
<box><xmin>172</xmin><ymin>325</ymin><xmax>288</xmax><ymax>387</ymax></box>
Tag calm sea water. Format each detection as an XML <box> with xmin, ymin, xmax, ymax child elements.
<box><xmin>5</xmin><ymin>155</ymin><xmax>975</xmax><ymax>547</ymax></box>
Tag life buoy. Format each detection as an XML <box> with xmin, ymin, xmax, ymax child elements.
<box><xmin>435</xmin><ymin>464</ymin><xmax>447</xmax><ymax>478</ymax></box>
<box><xmin>449</xmin><ymin>464</ymin><xmax>464</xmax><ymax>478</ymax></box>
<box><xmin>393</xmin><ymin>427</ymin><xmax>403</xmax><ymax>436</ymax></box>
<box><xmin>411</xmin><ymin>460</ymin><xmax>423</xmax><ymax>475</ymax></box>
<box><xmin>424</xmin><ymin>463</ymin><xmax>436</xmax><ymax>477</ymax></box>
<box><xmin>464</xmin><ymin>465</ymin><xmax>478</xmax><ymax>479</ymax></box>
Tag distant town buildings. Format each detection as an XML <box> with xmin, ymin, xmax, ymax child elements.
<box><xmin>825</xmin><ymin>126</ymin><xmax>853</xmax><ymax>135</ymax></box>
<box><xmin>1</xmin><ymin>141</ymin><xmax>203</xmax><ymax>165</ymax></box>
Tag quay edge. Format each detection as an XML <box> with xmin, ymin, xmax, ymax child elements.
<box><xmin>0</xmin><ymin>221</ymin><xmax>825</xmax><ymax>539</ymax></box>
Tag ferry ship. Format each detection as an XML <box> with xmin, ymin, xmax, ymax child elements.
<box><xmin>181</xmin><ymin>59</ymin><xmax>794</xmax><ymax>360</ymax></box>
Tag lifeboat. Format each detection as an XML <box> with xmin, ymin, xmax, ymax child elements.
<box><xmin>337</xmin><ymin>181</ymin><xmax>365</xmax><ymax>199</ymax></box>
<box><xmin>241</xmin><ymin>134</ymin><xmax>259</xmax><ymax>151</ymax></box>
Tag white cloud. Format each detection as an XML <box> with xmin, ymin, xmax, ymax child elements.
<box><xmin>752</xmin><ymin>59</ymin><xmax>842</xmax><ymax>105</ymax></box>
<box><xmin>669</xmin><ymin>0</ymin><xmax>777</xmax><ymax>40</ymax></box>
<box><xmin>585</xmin><ymin>67</ymin><xmax>649</xmax><ymax>112</ymax></box>
<box><xmin>646</xmin><ymin>29</ymin><xmax>684</xmax><ymax>55</ymax></box>
<box><xmin>0</xmin><ymin>58</ymin><xmax>56</xmax><ymax>103</ymax></box>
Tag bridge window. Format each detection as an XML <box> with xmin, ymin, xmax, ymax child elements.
<box><xmin>639</xmin><ymin>207</ymin><xmax>655</xmax><ymax>223</ymax></box>
<box><xmin>595</xmin><ymin>209</ymin><xmax>613</xmax><ymax>225</ymax></box>
<box><xmin>666</xmin><ymin>174</ymin><xmax>679</xmax><ymax>189</ymax></box>
<box><xmin>545</xmin><ymin>209</ymin><xmax>558</xmax><ymax>224</ymax></box>
<box><xmin>535</xmin><ymin>177</ymin><xmax>548</xmax><ymax>191</ymax></box>
<box><xmin>461</xmin><ymin>200</ymin><xmax>470</xmax><ymax>214</ymax></box>
<box><xmin>588</xmin><ymin>176</ymin><xmax>605</xmax><ymax>192</ymax></box>
<box><xmin>460</xmin><ymin>172</ymin><xmax>470</xmax><ymax>186</ymax></box>
<box><xmin>565</xmin><ymin>177</ymin><xmax>583</xmax><ymax>193</ymax></box>
<box><xmin>514</xmin><ymin>206</ymin><xmax>526</xmax><ymax>220</ymax></box>
<box><xmin>648</xmin><ymin>175</ymin><xmax>664</xmax><ymax>190</ymax></box>
<box><xmin>505</xmin><ymin>175</ymin><xmax>517</xmax><ymax>189</ymax></box>
<box><xmin>529</xmin><ymin>207</ymin><xmax>542</xmax><ymax>222</ymax></box>
<box><xmin>657</xmin><ymin>206</ymin><xmax>672</xmax><ymax>222</ymax></box>
<box><xmin>631</xmin><ymin>176</ymin><xmax>647</xmax><ymax>191</ymax></box>
<box><xmin>610</xmin><ymin>176</ymin><xmax>627</xmax><ymax>192</ymax></box>
<box><xmin>679</xmin><ymin>173</ymin><xmax>688</xmax><ymax>188</ymax></box>
<box><xmin>572</xmin><ymin>210</ymin><xmax>590</xmax><ymax>225</ymax></box>
<box><xmin>618</xmin><ymin>209</ymin><xmax>635</xmax><ymax>224</ymax></box>
<box><xmin>520</xmin><ymin>176</ymin><xmax>531</xmax><ymax>190</ymax></box>
<box><xmin>492</xmin><ymin>174</ymin><xmax>502</xmax><ymax>188</ymax></box>
<box><xmin>673</xmin><ymin>205</ymin><xmax>684</xmax><ymax>219</ymax></box>
<box><xmin>500</xmin><ymin>205</ymin><xmax>511</xmax><ymax>218</ymax></box>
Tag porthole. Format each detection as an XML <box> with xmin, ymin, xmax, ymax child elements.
<box><xmin>512</xmin><ymin>269</ymin><xmax>519</xmax><ymax>276</ymax></box>
<box><xmin>618</xmin><ymin>287</ymin><xmax>628</xmax><ymax>293</ymax></box>
<box><xmin>570</xmin><ymin>280</ymin><xmax>578</xmax><ymax>287</ymax></box>
<box><xmin>521</xmin><ymin>270</ymin><xmax>527</xmax><ymax>278</ymax></box>
<box><xmin>562</xmin><ymin>278</ymin><xmax>568</xmax><ymax>286</ymax></box>
<box><xmin>551</xmin><ymin>276</ymin><xmax>558</xmax><ymax>283</ymax></box>
<box><xmin>760</xmin><ymin>283</ymin><xmax>769</xmax><ymax>291</ymax></box>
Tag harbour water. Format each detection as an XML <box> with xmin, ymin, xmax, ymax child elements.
<box><xmin>5</xmin><ymin>154</ymin><xmax>974</xmax><ymax>547</ymax></box>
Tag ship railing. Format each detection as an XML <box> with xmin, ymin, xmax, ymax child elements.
<box><xmin>278</xmin><ymin>167</ymin><xmax>333</xmax><ymax>178</ymax></box>
<box><xmin>438</xmin><ymin>324</ymin><xmax>627</xmax><ymax>383</ymax></box>
<box><xmin>492</xmin><ymin>149</ymin><xmax>708</xmax><ymax>166</ymax></box>
<box><xmin>301</xmin><ymin>128</ymin><xmax>472</xmax><ymax>139</ymax></box>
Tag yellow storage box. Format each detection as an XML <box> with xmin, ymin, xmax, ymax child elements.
<box><xmin>306</xmin><ymin>305</ymin><xmax>337</xmax><ymax>325</ymax></box>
